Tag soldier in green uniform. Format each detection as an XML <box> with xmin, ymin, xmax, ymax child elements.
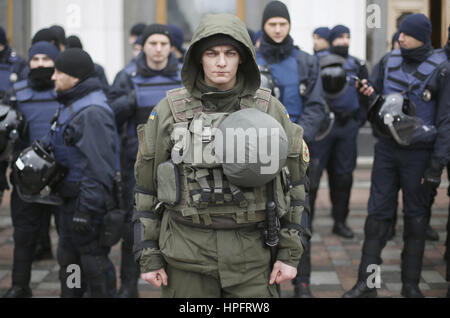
<box><xmin>133</xmin><ymin>13</ymin><xmax>310</xmax><ymax>298</ymax></box>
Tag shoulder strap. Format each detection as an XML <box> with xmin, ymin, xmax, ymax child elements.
<box><xmin>296</xmin><ymin>49</ymin><xmax>319</xmax><ymax>94</ymax></box>
<box><xmin>166</xmin><ymin>87</ymin><xmax>203</xmax><ymax>123</ymax></box>
<box><xmin>239</xmin><ymin>87</ymin><xmax>271</xmax><ymax>113</ymax></box>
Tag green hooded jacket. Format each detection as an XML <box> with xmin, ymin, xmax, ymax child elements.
<box><xmin>134</xmin><ymin>13</ymin><xmax>309</xmax><ymax>274</ymax></box>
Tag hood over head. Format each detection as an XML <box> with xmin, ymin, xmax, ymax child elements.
<box><xmin>182</xmin><ymin>13</ymin><xmax>261</xmax><ymax>97</ymax></box>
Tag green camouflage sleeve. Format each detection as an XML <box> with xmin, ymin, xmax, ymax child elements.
<box><xmin>268</xmin><ymin>98</ymin><xmax>309</xmax><ymax>268</ymax></box>
<box><xmin>133</xmin><ymin>100</ymin><xmax>172</xmax><ymax>273</ymax></box>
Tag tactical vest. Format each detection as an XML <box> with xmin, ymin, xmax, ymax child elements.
<box><xmin>13</xmin><ymin>80</ymin><xmax>60</xmax><ymax>145</ymax></box>
<box><xmin>157</xmin><ymin>87</ymin><xmax>294</xmax><ymax>226</ymax></box>
<box><xmin>50</xmin><ymin>90</ymin><xmax>120</xmax><ymax>183</ymax></box>
<box><xmin>321</xmin><ymin>51</ymin><xmax>361</xmax><ymax>113</ymax></box>
<box><xmin>125</xmin><ymin>63</ymin><xmax>182</xmax><ymax>127</ymax></box>
<box><xmin>0</xmin><ymin>53</ymin><xmax>20</xmax><ymax>95</ymax></box>
<box><xmin>383</xmin><ymin>49</ymin><xmax>447</xmax><ymax>127</ymax></box>
<box><xmin>256</xmin><ymin>49</ymin><xmax>304</xmax><ymax>122</ymax></box>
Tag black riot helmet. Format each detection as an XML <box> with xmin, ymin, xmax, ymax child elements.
<box><xmin>12</xmin><ymin>140</ymin><xmax>67</xmax><ymax>206</ymax></box>
<box><xmin>258</xmin><ymin>64</ymin><xmax>281</xmax><ymax>100</ymax></box>
<box><xmin>368</xmin><ymin>93</ymin><xmax>436</xmax><ymax>146</ymax></box>
<box><xmin>320</xmin><ymin>54</ymin><xmax>348</xmax><ymax>99</ymax></box>
<box><xmin>0</xmin><ymin>102</ymin><xmax>24</xmax><ymax>161</ymax></box>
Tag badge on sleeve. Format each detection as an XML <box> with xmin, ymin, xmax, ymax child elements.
<box><xmin>149</xmin><ymin>111</ymin><xmax>157</xmax><ymax>121</ymax></box>
<box><xmin>302</xmin><ymin>140</ymin><xmax>310</xmax><ymax>163</ymax></box>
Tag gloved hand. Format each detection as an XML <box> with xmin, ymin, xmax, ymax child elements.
<box><xmin>72</xmin><ymin>210</ymin><xmax>93</xmax><ymax>233</ymax></box>
<box><xmin>422</xmin><ymin>160</ymin><xmax>443</xmax><ymax>189</ymax></box>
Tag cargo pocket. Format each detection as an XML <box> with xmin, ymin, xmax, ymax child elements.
<box><xmin>157</xmin><ymin>161</ymin><xmax>181</xmax><ymax>206</ymax></box>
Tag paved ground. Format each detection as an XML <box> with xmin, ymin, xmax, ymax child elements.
<box><xmin>0</xmin><ymin>167</ymin><xmax>448</xmax><ymax>298</ymax></box>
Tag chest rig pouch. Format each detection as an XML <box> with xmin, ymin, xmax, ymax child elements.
<box><xmin>156</xmin><ymin>87</ymin><xmax>277</xmax><ymax>227</ymax></box>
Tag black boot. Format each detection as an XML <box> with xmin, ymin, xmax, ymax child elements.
<box><xmin>342</xmin><ymin>280</ymin><xmax>377</xmax><ymax>298</ymax></box>
<box><xmin>401</xmin><ymin>216</ymin><xmax>427</xmax><ymax>298</ymax></box>
<box><xmin>117</xmin><ymin>221</ymin><xmax>140</xmax><ymax>298</ymax></box>
<box><xmin>2</xmin><ymin>286</ymin><xmax>32</xmax><ymax>298</ymax></box>
<box><xmin>333</xmin><ymin>223</ymin><xmax>354</xmax><ymax>239</ymax></box>
<box><xmin>329</xmin><ymin>173</ymin><xmax>354</xmax><ymax>239</ymax></box>
<box><xmin>342</xmin><ymin>216</ymin><xmax>391</xmax><ymax>298</ymax></box>
<box><xmin>293</xmin><ymin>282</ymin><xmax>314</xmax><ymax>298</ymax></box>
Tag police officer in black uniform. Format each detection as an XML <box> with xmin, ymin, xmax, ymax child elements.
<box><xmin>50</xmin><ymin>48</ymin><xmax>120</xmax><ymax>297</ymax></box>
<box><xmin>256</xmin><ymin>1</ymin><xmax>326</xmax><ymax>298</ymax></box>
<box><xmin>0</xmin><ymin>26</ymin><xmax>27</xmax><ymax>104</ymax></box>
<box><xmin>109</xmin><ymin>23</ymin><xmax>182</xmax><ymax>298</ymax></box>
<box><xmin>343</xmin><ymin>14</ymin><xmax>450</xmax><ymax>298</ymax></box>
<box><xmin>1</xmin><ymin>41</ymin><xmax>61</xmax><ymax>298</ymax></box>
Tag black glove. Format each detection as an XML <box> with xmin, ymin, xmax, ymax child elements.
<box><xmin>72</xmin><ymin>210</ymin><xmax>93</xmax><ymax>233</ymax></box>
<box><xmin>423</xmin><ymin>160</ymin><xmax>443</xmax><ymax>189</ymax></box>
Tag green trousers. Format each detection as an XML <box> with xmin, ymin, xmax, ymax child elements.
<box><xmin>159</xmin><ymin>212</ymin><xmax>279</xmax><ymax>298</ymax></box>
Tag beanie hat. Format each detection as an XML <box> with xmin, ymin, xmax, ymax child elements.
<box><xmin>262</xmin><ymin>1</ymin><xmax>291</xmax><ymax>29</ymax></box>
<box><xmin>130</xmin><ymin>23</ymin><xmax>147</xmax><ymax>36</ymax></box>
<box><xmin>194</xmin><ymin>34</ymin><xmax>248</xmax><ymax>63</ymax></box>
<box><xmin>313</xmin><ymin>27</ymin><xmax>331</xmax><ymax>41</ymax></box>
<box><xmin>328</xmin><ymin>25</ymin><xmax>351</xmax><ymax>44</ymax></box>
<box><xmin>50</xmin><ymin>25</ymin><xmax>66</xmax><ymax>45</ymax></box>
<box><xmin>55</xmin><ymin>48</ymin><xmax>95</xmax><ymax>81</ymax></box>
<box><xmin>0</xmin><ymin>26</ymin><xmax>7</xmax><ymax>46</ymax></box>
<box><xmin>28</xmin><ymin>41</ymin><xmax>60</xmax><ymax>62</ymax></box>
<box><xmin>141</xmin><ymin>24</ymin><xmax>172</xmax><ymax>45</ymax></box>
<box><xmin>398</xmin><ymin>13</ymin><xmax>432</xmax><ymax>44</ymax></box>
<box><xmin>66</xmin><ymin>35</ymin><xmax>83</xmax><ymax>49</ymax></box>
<box><xmin>167</xmin><ymin>24</ymin><xmax>184</xmax><ymax>52</ymax></box>
<box><xmin>31</xmin><ymin>28</ymin><xmax>60</xmax><ymax>49</ymax></box>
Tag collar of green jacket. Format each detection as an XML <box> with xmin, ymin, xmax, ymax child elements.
<box><xmin>182</xmin><ymin>13</ymin><xmax>261</xmax><ymax>100</ymax></box>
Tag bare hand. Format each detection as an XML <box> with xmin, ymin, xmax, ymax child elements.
<box><xmin>269</xmin><ymin>261</ymin><xmax>297</xmax><ymax>285</ymax></box>
<box><xmin>141</xmin><ymin>268</ymin><xmax>168</xmax><ymax>288</ymax></box>
<box><xmin>356</xmin><ymin>79</ymin><xmax>374</xmax><ymax>96</ymax></box>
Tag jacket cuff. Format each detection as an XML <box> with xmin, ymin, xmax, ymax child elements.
<box><xmin>276</xmin><ymin>228</ymin><xmax>304</xmax><ymax>268</ymax></box>
<box><xmin>139</xmin><ymin>248</ymin><xmax>166</xmax><ymax>273</ymax></box>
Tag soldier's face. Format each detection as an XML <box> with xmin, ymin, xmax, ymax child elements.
<box><xmin>332</xmin><ymin>34</ymin><xmax>350</xmax><ymax>47</ymax></box>
<box><xmin>29</xmin><ymin>54</ymin><xmax>55</xmax><ymax>69</ymax></box>
<box><xmin>313</xmin><ymin>34</ymin><xmax>330</xmax><ymax>51</ymax></box>
<box><xmin>143</xmin><ymin>34</ymin><xmax>171</xmax><ymax>66</ymax></box>
<box><xmin>201</xmin><ymin>45</ymin><xmax>241</xmax><ymax>91</ymax></box>
<box><xmin>264</xmin><ymin>17</ymin><xmax>290</xmax><ymax>43</ymax></box>
<box><xmin>398</xmin><ymin>32</ymin><xmax>424</xmax><ymax>49</ymax></box>
<box><xmin>51</xmin><ymin>69</ymin><xmax>80</xmax><ymax>93</ymax></box>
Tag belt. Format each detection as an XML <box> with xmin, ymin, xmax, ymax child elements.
<box><xmin>168</xmin><ymin>210</ymin><xmax>266</xmax><ymax>230</ymax></box>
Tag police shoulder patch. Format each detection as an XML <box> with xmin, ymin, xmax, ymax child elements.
<box><xmin>302</xmin><ymin>140</ymin><xmax>310</xmax><ymax>163</ymax></box>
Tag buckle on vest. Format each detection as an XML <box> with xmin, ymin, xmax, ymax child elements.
<box><xmin>202</xmin><ymin>126</ymin><xmax>213</xmax><ymax>142</ymax></box>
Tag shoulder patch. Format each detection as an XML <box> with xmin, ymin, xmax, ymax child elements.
<box><xmin>149</xmin><ymin>110</ymin><xmax>157</xmax><ymax>121</ymax></box>
<box><xmin>302</xmin><ymin>140</ymin><xmax>310</xmax><ymax>163</ymax></box>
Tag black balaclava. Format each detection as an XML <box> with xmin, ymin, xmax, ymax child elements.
<box><xmin>329</xmin><ymin>25</ymin><xmax>350</xmax><ymax>58</ymax></box>
<box><xmin>28</xmin><ymin>41</ymin><xmax>60</xmax><ymax>90</ymax></box>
